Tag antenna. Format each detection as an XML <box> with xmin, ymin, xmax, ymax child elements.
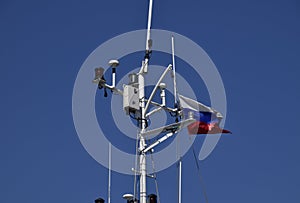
<box><xmin>93</xmin><ymin>59</ymin><xmax>121</xmax><ymax>98</ymax></box>
<box><xmin>178</xmin><ymin>159</ymin><xmax>182</xmax><ymax>203</ymax></box>
<box><xmin>146</xmin><ymin>0</ymin><xmax>153</xmax><ymax>51</ymax></box>
<box><xmin>172</xmin><ymin>36</ymin><xmax>182</xmax><ymax>203</ymax></box>
<box><xmin>171</xmin><ymin>35</ymin><xmax>183</xmax><ymax>203</ymax></box>
<box><xmin>123</xmin><ymin>194</ymin><xmax>136</xmax><ymax>203</ymax></box>
<box><xmin>109</xmin><ymin>59</ymin><xmax>119</xmax><ymax>88</ymax></box>
<box><xmin>141</xmin><ymin>0</ymin><xmax>153</xmax><ymax>74</ymax></box>
<box><xmin>171</xmin><ymin>36</ymin><xmax>178</xmax><ymax>105</ymax></box>
<box><xmin>108</xmin><ymin>142</ymin><xmax>111</xmax><ymax>203</ymax></box>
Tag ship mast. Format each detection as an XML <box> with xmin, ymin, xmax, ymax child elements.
<box><xmin>93</xmin><ymin>1</ymin><xmax>194</xmax><ymax>202</ymax></box>
<box><xmin>138</xmin><ymin>0</ymin><xmax>154</xmax><ymax>202</ymax></box>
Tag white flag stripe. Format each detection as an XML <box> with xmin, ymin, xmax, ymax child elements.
<box><xmin>178</xmin><ymin>94</ymin><xmax>223</xmax><ymax>118</ymax></box>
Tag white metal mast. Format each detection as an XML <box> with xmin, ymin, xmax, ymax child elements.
<box><xmin>138</xmin><ymin>0</ymin><xmax>153</xmax><ymax>203</ymax></box>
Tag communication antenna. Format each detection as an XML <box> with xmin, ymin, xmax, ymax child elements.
<box><xmin>171</xmin><ymin>35</ymin><xmax>178</xmax><ymax>105</ymax></box>
<box><xmin>109</xmin><ymin>59</ymin><xmax>119</xmax><ymax>88</ymax></box>
<box><xmin>108</xmin><ymin>142</ymin><xmax>111</xmax><ymax>203</ymax></box>
<box><xmin>171</xmin><ymin>35</ymin><xmax>182</xmax><ymax>203</ymax></box>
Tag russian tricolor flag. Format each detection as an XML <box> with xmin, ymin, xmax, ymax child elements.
<box><xmin>179</xmin><ymin>94</ymin><xmax>231</xmax><ymax>135</ymax></box>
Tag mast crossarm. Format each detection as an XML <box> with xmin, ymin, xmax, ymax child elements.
<box><xmin>100</xmin><ymin>83</ymin><xmax>123</xmax><ymax>95</ymax></box>
<box><xmin>144</xmin><ymin>99</ymin><xmax>177</xmax><ymax>113</ymax></box>
<box><xmin>143</xmin><ymin>131</ymin><xmax>176</xmax><ymax>153</ymax></box>
<box><xmin>143</xmin><ymin>64</ymin><xmax>172</xmax><ymax>117</ymax></box>
<box><xmin>145</xmin><ymin>107</ymin><xmax>163</xmax><ymax>118</ymax></box>
<box><xmin>142</xmin><ymin>116</ymin><xmax>196</xmax><ymax>153</ymax></box>
<box><xmin>140</xmin><ymin>118</ymin><xmax>196</xmax><ymax>137</ymax></box>
<box><xmin>93</xmin><ymin>77</ymin><xmax>123</xmax><ymax>95</ymax></box>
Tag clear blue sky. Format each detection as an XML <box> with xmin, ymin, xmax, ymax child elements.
<box><xmin>1</xmin><ymin>0</ymin><xmax>299</xmax><ymax>202</ymax></box>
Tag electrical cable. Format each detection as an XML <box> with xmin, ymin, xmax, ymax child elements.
<box><xmin>129</xmin><ymin>112</ymin><xmax>149</xmax><ymax>128</ymax></box>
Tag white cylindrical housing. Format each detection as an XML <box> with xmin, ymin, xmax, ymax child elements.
<box><xmin>160</xmin><ymin>89</ymin><xmax>166</xmax><ymax>106</ymax></box>
<box><xmin>112</xmin><ymin>69</ymin><xmax>116</xmax><ymax>88</ymax></box>
<box><xmin>109</xmin><ymin>59</ymin><xmax>119</xmax><ymax>88</ymax></box>
<box><xmin>159</xmin><ymin>82</ymin><xmax>166</xmax><ymax>106</ymax></box>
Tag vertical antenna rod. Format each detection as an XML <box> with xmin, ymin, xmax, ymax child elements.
<box><xmin>172</xmin><ymin>36</ymin><xmax>182</xmax><ymax>203</ymax></box>
<box><xmin>171</xmin><ymin>35</ymin><xmax>178</xmax><ymax>105</ymax></box>
<box><xmin>146</xmin><ymin>0</ymin><xmax>153</xmax><ymax>51</ymax></box>
<box><xmin>178</xmin><ymin>158</ymin><xmax>182</xmax><ymax>203</ymax></box>
<box><xmin>108</xmin><ymin>142</ymin><xmax>111</xmax><ymax>203</ymax></box>
<box><xmin>142</xmin><ymin>0</ymin><xmax>153</xmax><ymax>74</ymax></box>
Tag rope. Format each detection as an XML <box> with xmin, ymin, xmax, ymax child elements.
<box><xmin>192</xmin><ymin>146</ymin><xmax>209</xmax><ymax>203</ymax></box>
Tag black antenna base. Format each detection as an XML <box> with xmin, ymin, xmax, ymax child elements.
<box><xmin>144</xmin><ymin>50</ymin><xmax>152</xmax><ymax>60</ymax></box>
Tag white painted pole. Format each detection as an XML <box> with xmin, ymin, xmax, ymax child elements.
<box><xmin>178</xmin><ymin>159</ymin><xmax>182</xmax><ymax>203</ymax></box>
<box><xmin>139</xmin><ymin>1</ymin><xmax>154</xmax><ymax>203</ymax></box>
<box><xmin>108</xmin><ymin>142</ymin><xmax>111</xmax><ymax>203</ymax></box>
<box><xmin>139</xmin><ymin>71</ymin><xmax>147</xmax><ymax>203</ymax></box>
<box><xmin>146</xmin><ymin>0</ymin><xmax>153</xmax><ymax>51</ymax></box>
<box><xmin>112</xmin><ymin>69</ymin><xmax>116</xmax><ymax>88</ymax></box>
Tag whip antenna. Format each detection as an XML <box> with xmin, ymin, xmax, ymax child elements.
<box><xmin>172</xmin><ymin>35</ymin><xmax>178</xmax><ymax>105</ymax></box>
